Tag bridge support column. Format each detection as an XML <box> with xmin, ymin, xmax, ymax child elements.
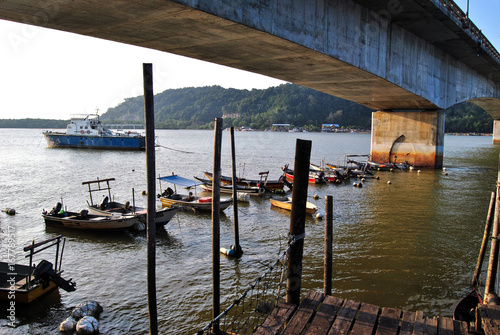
<box><xmin>493</xmin><ymin>120</ymin><xmax>500</xmax><ymax>144</ymax></box>
<box><xmin>370</xmin><ymin>110</ymin><xmax>445</xmax><ymax>169</ymax></box>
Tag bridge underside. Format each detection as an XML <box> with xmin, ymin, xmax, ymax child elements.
<box><xmin>0</xmin><ymin>0</ymin><xmax>438</xmax><ymax>112</ymax></box>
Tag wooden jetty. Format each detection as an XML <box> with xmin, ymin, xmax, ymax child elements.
<box><xmin>255</xmin><ymin>290</ymin><xmax>471</xmax><ymax>335</ymax></box>
<box><xmin>477</xmin><ymin>304</ymin><xmax>500</xmax><ymax>335</ymax></box>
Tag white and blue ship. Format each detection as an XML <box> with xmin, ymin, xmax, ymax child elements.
<box><xmin>43</xmin><ymin>114</ymin><xmax>145</xmax><ymax>151</ymax></box>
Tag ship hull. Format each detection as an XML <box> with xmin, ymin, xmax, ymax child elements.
<box><xmin>43</xmin><ymin>132</ymin><xmax>145</xmax><ymax>151</ymax></box>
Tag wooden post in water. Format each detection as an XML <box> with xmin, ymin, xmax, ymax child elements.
<box><xmin>324</xmin><ymin>195</ymin><xmax>333</xmax><ymax>296</ymax></box>
<box><xmin>286</xmin><ymin>139</ymin><xmax>311</xmax><ymax>305</ymax></box>
<box><xmin>212</xmin><ymin>118</ymin><xmax>223</xmax><ymax>333</ymax></box>
<box><xmin>472</xmin><ymin>190</ymin><xmax>496</xmax><ymax>287</ymax></box>
<box><xmin>230</xmin><ymin>127</ymin><xmax>243</xmax><ymax>257</ymax></box>
<box><xmin>143</xmin><ymin>63</ymin><xmax>158</xmax><ymax>335</ymax></box>
<box><xmin>485</xmin><ymin>157</ymin><xmax>500</xmax><ymax>302</ymax></box>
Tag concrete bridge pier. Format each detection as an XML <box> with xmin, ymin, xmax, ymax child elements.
<box><xmin>493</xmin><ymin>120</ymin><xmax>500</xmax><ymax>145</ymax></box>
<box><xmin>370</xmin><ymin>111</ymin><xmax>445</xmax><ymax>169</ymax></box>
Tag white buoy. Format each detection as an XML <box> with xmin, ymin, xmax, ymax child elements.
<box><xmin>443</xmin><ymin>167</ymin><xmax>446</xmax><ymax>171</ymax></box>
<box><xmin>75</xmin><ymin>316</ymin><xmax>99</xmax><ymax>335</ymax></box>
<box><xmin>2</xmin><ymin>208</ymin><xmax>15</xmax><ymax>215</ymax></box>
<box><xmin>387</xmin><ymin>181</ymin><xmax>392</xmax><ymax>184</ymax></box>
<box><xmin>417</xmin><ymin>170</ymin><xmax>421</xmax><ymax>173</ymax></box>
<box><xmin>220</xmin><ymin>247</ymin><xmax>235</xmax><ymax>256</ymax></box>
<box><xmin>315</xmin><ymin>212</ymin><xmax>323</xmax><ymax>220</ymax></box>
<box><xmin>71</xmin><ymin>301</ymin><xmax>103</xmax><ymax>319</ymax></box>
<box><xmin>59</xmin><ymin>316</ymin><xmax>77</xmax><ymax>334</ymax></box>
<box><xmin>236</xmin><ymin>192</ymin><xmax>250</xmax><ymax>202</ymax></box>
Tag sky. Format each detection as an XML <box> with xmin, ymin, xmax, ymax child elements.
<box><xmin>0</xmin><ymin>0</ymin><xmax>498</xmax><ymax>120</ymax></box>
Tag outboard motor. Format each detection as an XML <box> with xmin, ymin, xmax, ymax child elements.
<box><xmin>34</xmin><ymin>260</ymin><xmax>76</xmax><ymax>292</ymax></box>
<box><xmin>49</xmin><ymin>202</ymin><xmax>63</xmax><ymax>215</ymax></box>
<box><xmin>279</xmin><ymin>175</ymin><xmax>293</xmax><ymax>190</ymax></box>
<box><xmin>317</xmin><ymin>171</ymin><xmax>327</xmax><ymax>183</ymax></box>
<box><xmin>99</xmin><ymin>196</ymin><xmax>109</xmax><ymax>210</ymax></box>
<box><xmin>163</xmin><ymin>187</ymin><xmax>174</xmax><ymax>197</ymax></box>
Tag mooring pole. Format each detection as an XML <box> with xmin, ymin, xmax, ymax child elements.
<box><xmin>324</xmin><ymin>195</ymin><xmax>333</xmax><ymax>296</ymax></box>
<box><xmin>286</xmin><ymin>139</ymin><xmax>311</xmax><ymax>305</ymax></box>
<box><xmin>212</xmin><ymin>118</ymin><xmax>223</xmax><ymax>333</ymax></box>
<box><xmin>485</xmin><ymin>157</ymin><xmax>500</xmax><ymax>302</ymax></box>
<box><xmin>472</xmin><ymin>190</ymin><xmax>495</xmax><ymax>287</ymax></box>
<box><xmin>230</xmin><ymin>127</ymin><xmax>242</xmax><ymax>257</ymax></box>
<box><xmin>143</xmin><ymin>63</ymin><xmax>158</xmax><ymax>335</ymax></box>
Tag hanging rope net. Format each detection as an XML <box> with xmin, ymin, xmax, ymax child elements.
<box><xmin>197</xmin><ymin>233</ymin><xmax>303</xmax><ymax>335</ymax></box>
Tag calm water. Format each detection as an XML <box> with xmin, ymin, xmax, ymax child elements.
<box><xmin>0</xmin><ymin>129</ymin><xmax>498</xmax><ymax>334</ymax></box>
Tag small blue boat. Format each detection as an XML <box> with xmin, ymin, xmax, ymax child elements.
<box><xmin>43</xmin><ymin>114</ymin><xmax>145</xmax><ymax>150</ymax></box>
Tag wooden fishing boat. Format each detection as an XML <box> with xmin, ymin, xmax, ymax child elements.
<box><xmin>157</xmin><ymin>175</ymin><xmax>232</xmax><ymax>212</ymax></box>
<box><xmin>282</xmin><ymin>165</ymin><xmax>327</xmax><ymax>184</ymax></box>
<box><xmin>309</xmin><ymin>163</ymin><xmax>343</xmax><ymax>183</ymax></box>
<box><xmin>194</xmin><ymin>176</ymin><xmax>265</xmax><ymax>196</ymax></box>
<box><xmin>453</xmin><ymin>288</ymin><xmax>483</xmax><ymax>322</ymax></box>
<box><xmin>42</xmin><ymin>202</ymin><xmax>139</xmax><ymax>231</ymax></box>
<box><xmin>325</xmin><ymin>162</ymin><xmax>374</xmax><ymax>179</ymax></box>
<box><xmin>270</xmin><ymin>196</ymin><xmax>318</xmax><ymax>214</ymax></box>
<box><xmin>365</xmin><ymin>160</ymin><xmax>412</xmax><ymax>171</ymax></box>
<box><xmin>203</xmin><ymin>171</ymin><xmax>287</xmax><ymax>191</ymax></box>
<box><xmin>88</xmin><ymin>198</ymin><xmax>180</xmax><ymax>227</ymax></box>
<box><xmin>0</xmin><ymin>235</ymin><xmax>76</xmax><ymax>304</ymax></box>
<box><xmin>83</xmin><ymin>177</ymin><xmax>180</xmax><ymax>226</ymax></box>
<box><xmin>365</xmin><ymin>161</ymin><xmax>396</xmax><ymax>171</ymax></box>
<box><xmin>324</xmin><ymin>154</ymin><xmax>374</xmax><ymax>179</ymax></box>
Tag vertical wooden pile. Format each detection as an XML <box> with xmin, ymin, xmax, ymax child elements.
<box><xmin>473</xmin><ymin>154</ymin><xmax>500</xmax><ymax>303</ymax></box>
<box><xmin>286</xmin><ymin>139</ymin><xmax>312</xmax><ymax>305</ymax></box>
<box><xmin>212</xmin><ymin>118</ymin><xmax>223</xmax><ymax>334</ymax></box>
<box><xmin>143</xmin><ymin>63</ymin><xmax>158</xmax><ymax>335</ymax></box>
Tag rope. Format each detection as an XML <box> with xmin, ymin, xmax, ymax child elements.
<box><xmin>155</xmin><ymin>144</ymin><xmax>198</xmax><ymax>154</ymax></box>
<box><xmin>198</xmin><ymin>238</ymin><xmax>291</xmax><ymax>334</ymax></box>
<box><xmin>288</xmin><ymin>232</ymin><xmax>305</xmax><ymax>245</ymax></box>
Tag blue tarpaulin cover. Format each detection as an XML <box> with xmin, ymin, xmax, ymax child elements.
<box><xmin>158</xmin><ymin>175</ymin><xmax>203</xmax><ymax>188</ymax></box>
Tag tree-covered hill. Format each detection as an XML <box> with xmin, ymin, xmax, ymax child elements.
<box><xmin>101</xmin><ymin>83</ymin><xmax>494</xmax><ymax>132</ymax></box>
<box><xmin>445</xmin><ymin>102</ymin><xmax>493</xmax><ymax>133</ymax></box>
<box><xmin>0</xmin><ymin>83</ymin><xmax>493</xmax><ymax>133</ymax></box>
<box><xmin>102</xmin><ymin>84</ymin><xmax>374</xmax><ymax>131</ymax></box>
<box><xmin>0</xmin><ymin>118</ymin><xmax>68</xmax><ymax>128</ymax></box>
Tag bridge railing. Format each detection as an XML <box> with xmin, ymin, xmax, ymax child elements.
<box><xmin>436</xmin><ymin>0</ymin><xmax>500</xmax><ymax>63</ymax></box>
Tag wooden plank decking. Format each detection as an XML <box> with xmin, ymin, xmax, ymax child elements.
<box><xmin>254</xmin><ymin>291</ymin><xmax>471</xmax><ymax>335</ymax></box>
<box><xmin>478</xmin><ymin>304</ymin><xmax>500</xmax><ymax>335</ymax></box>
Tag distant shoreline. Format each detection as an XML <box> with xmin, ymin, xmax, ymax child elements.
<box><xmin>0</xmin><ymin>125</ymin><xmax>493</xmax><ymax>137</ymax></box>
<box><xmin>445</xmin><ymin>132</ymin><xmax>492</xmax><ymax>136</ymax></box>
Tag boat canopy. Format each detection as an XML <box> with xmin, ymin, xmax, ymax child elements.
<box><xmin>158</xmin><ymin>175</ymin><xmax>203</xmax><ymax>188</ymax></box>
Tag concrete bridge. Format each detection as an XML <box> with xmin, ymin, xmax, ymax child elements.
<box><xmin>1</xmin><ymin>0</ymin><xmax>499</xmax><ymax>167</ymax></box>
